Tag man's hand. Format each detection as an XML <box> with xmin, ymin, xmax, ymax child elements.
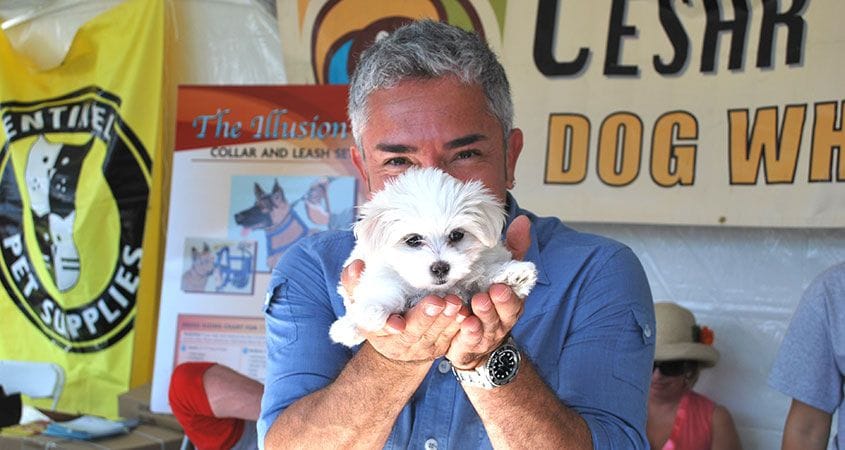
<box><xmin>446</xmin><ymin>215</ymin><xmax>532</xmax><ymax>369</ymax></box>
<box><xmin>506</xmin><ymin>214</ymin><xmax>531</xmax><ymax>260</ymax></box>
<box><xmin>339</xmin><ymin>260</ymin><xmax>469</xmax><ymax>363</ymax></box>
<box><xmin>364</xmin><ymin>295</ymin><xmax>468</xmax><ymax>362</ymax></box>
<box><xmin>445</xmin><ymin>284</ymin><xmax>524</xmax><ymax>369</ymax></box>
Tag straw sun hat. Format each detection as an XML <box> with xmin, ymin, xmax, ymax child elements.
<box><xmin>654</xmin><ymin>302</ymin><xmax>719</xmax><ymax>367</ymax></box>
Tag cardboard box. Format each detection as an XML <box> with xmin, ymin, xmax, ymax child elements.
<box><xmin>118</xmin><ymin>384</ymin><xmax>183</xmax><ymax>432</ymax></box>
<box><xmin>0</xmin><ymin>424</ymin><xmax>183</xmax><ymax>450</ymax></box>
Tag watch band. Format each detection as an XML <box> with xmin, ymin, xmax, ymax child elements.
<box><xmin>452</xmin><ymin>336</ymin><xmax>521</xmax><ymax>389</ymax></box>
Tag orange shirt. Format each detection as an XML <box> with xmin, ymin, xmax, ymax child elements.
<box><xmin>662</xmin><ymin>390</ymin><xmax>715</xmax><ymax>450</ymax></box>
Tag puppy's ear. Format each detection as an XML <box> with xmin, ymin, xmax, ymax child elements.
<box><xmin>476</xmin><ymin>201</ymin><xmax>506</xmax><ymax>248</ymax></box>
<box><xmin>462</xmin><ymin>184</ymin><xmax>506</xmax><ymax>248</ymax></box>
<box><xmin>352</xmin><ymin>200</ymin><xmax>390</xmax><ymax>252</ymax></box>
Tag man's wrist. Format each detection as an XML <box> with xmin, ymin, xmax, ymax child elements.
<box><xmin>448</xmin><ymin>335</ymin><xmax>512</xmax><ymax>370</ymax></box>
<box><xmin>449</xmin><ymin>353</ymin><xmax>488</xmax><ymax>371</ymax></box>
<box><xmin>362</xmin><ymin>342</ymin><xmax>435</xmax><ymax>372</ymax></box>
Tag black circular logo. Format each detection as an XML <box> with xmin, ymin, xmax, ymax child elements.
<box><xmin>0</xmin><ymin>86</ymin><xmax>150</xmax><ymax>352</ymax></box>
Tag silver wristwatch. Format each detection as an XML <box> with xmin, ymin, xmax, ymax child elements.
<box><xmin>452</xmin><ymin>336</ymin><xmax>521</xmax><ymax>389</ymax></box>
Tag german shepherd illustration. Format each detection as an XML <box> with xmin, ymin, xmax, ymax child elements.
<box><xmin>234</xmin><ymin>180</ymin><xmax>310</xmax><ymax>271</ymax></box>
<box><xmin>24</xmin><ymin>135</ymin><xmax>93</xmax><ymax>292</ymax></box>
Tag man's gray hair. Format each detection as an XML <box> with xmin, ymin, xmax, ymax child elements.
<box><xmin>348</xmin><ymin>20</ymin><xmax>513</xmax><ymax>150</ymax></box>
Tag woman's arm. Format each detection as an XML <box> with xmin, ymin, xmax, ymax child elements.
<box><xmin>711</xmin><ymin>404</ymin><xmax>742</xmax><ymax>450</ymax></box>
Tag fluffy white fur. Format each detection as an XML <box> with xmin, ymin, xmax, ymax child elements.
<box><xmin>329</xmin><ymin>167</ymin><xmax>538</xmax><ymax>347</ymax></box>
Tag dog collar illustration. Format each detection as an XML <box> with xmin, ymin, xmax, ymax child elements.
<box><xmin>329</xmin><ymin>167</ymin><xmax>538</xmax><ymax>347</ymax></box>
<box><xmin>182</xmin><ymin>242</ymin><xmax>254</xmax><ymax>293</ymax></box>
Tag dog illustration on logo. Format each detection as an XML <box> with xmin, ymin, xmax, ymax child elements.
<box><xmin>24</xmin><ymin>135</ymin><xmax>93</xmax><ymax>292</ymax></box>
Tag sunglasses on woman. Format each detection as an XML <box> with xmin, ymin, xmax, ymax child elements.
<box><xmin>653</xmin><ymin>360</ymin><xmax>690</xmax><ymax>377</ymax></box>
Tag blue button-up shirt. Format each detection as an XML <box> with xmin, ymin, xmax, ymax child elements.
<box><xmin>259</xmin><ymin>196</ymin><xmax>655</xmax><ymax>449</ymax></box>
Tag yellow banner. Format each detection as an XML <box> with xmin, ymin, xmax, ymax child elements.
<box><xmin>0</xmin><ymin>0</ymin><xmax>163</xmax><ymax>417</ymax></box>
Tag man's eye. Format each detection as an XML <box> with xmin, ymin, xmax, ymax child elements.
<box><xmin>405</xmin><ymin>234</ymin><xmax>423</xmax><ymax>247</ymax></box>
<box><xmin>448</xmin><ymin>229</ymin><xmax>464</xmax><ymax>243</ymax></box>
<box><xmin>385</xmin><ymin>157</ymin><xmax>410</xmax><ymax>167</ymax></box>
<box><xmin>454</xmin><ymin>150</ymin><xmax>480</xmax><ymax>160</ymax></box>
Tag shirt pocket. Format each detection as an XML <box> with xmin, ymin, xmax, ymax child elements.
<box><xmin>612</xmin><ymin>306</ymin><xmax>656</xmax><ymax>393</ymax></box>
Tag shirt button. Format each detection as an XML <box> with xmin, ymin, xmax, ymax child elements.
<box><xmin>437</xmin><ymin>360</ymin><xmax>451</xmax><ymax>374</ymax></box>
<box><xmin>424</xmin><ymin>438</ymin><xmax>438</xmax><ymax>450</ymax></box>
<box><xmin>643</xmin><ymin>324</ymin><xmax>652</xmax><ymax>338</ymax></box>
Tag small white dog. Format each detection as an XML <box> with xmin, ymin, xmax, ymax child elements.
<box><xmin>329</xmin><ymin>167</ymin><xmax>538</xmax><ymax>347</ymax></box>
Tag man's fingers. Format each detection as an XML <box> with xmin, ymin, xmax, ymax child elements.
<box><xmin>340</xmin><ymin>259</ymin><xmax>365</xmax><ymax>301</ymax></box>
<box><xmin>384</xmin><ymin>314</ymin><xmax>405</xmax><ymax>334</ymax></box>
<box><xmin>470</xmin><ymin>292</ymin><xmax>502</xmax><ymax>336</ymax></box>
<box><xmin>430</xmin><ymin>296</ymin><xmax>465</xmax><ymax>349</ymax></box>
<box><xmin>488</xmin><ymin>284</ymin><xmax>523</xmax><ymax>327</ymax></box>
<box><xmin>448</xmin><ymin>316</ymin><xmax>484</xmax><ymax>368</ymax></box>
<box><xmin>402</xmin><ymin>296</ymin><xmax>446</xmax><ymax>342</ymax></box>
<box><xmin>505</xmin><ymin>215</ymin><xmax>531</xmax><ymax>261</ymax></box>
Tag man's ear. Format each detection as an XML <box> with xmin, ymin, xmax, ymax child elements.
<box><xmin>351</xmin><ymin>145</ymin><xmax>370</xmax><ymax>191</ymax></box>
<box><xmin>506</xmin><ymin>128</ymin><xmax>523</xmax><ymax>189</ymax></box>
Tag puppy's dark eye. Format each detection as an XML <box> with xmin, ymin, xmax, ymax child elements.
<box><xmin>405</xmin><ymin>234</ymin><xmax>423</xmax><ymax>247</ymax></box>
<box><xmin>448</xmin><ymin>230</ymin><xmax>464</xmax><ymax>243</ymax></box>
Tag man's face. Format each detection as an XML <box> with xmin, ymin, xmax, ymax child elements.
<box><xmin>351</xmin><ymin>76</ymin><xmax>522</xmax><ymax>202</ymax></box>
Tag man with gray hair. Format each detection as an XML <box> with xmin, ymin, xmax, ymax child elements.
<box><xmin>260</xmin><ymin>20</ymin><xmax>655</xmax><ymax>449</ymax></box>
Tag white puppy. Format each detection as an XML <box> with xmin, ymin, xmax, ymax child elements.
<box><xmin>329</xmin><ymin>167</ymin><xmax>538</xmax><ymax>347</ymax></box>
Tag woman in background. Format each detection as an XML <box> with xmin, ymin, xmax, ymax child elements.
<box><xmin>647</xmin><ymin>302</ymin><xmax>742</xmax><ymax>450</ymax></box>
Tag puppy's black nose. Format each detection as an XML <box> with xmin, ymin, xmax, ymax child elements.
<box><xmin>430</xmin><ymin>261</ymin><xmax>450</xmax><ymax>278</ymax></box>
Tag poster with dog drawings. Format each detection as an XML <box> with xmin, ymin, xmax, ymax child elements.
<box><xmin>181</xmin><ymin>237</ymin><xmax>257</xmax><ymax>294</ymax></box>
<box><xmin>150</xmin><ymin>85</ymin><xmax>362</xmax><ymax>413</ymax></box>
<box><xmin>228</xmin><ymin>174</ymin><xmax>355</xmax><ymax>272</ymax></box>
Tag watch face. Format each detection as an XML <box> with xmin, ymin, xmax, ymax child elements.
<box><xmin>488</xmin><ymin>344</ymin><xmax>520</xmax><ymax>386</ymax></box>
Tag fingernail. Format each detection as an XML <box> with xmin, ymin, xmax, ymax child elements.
<box><xmin>425</xmin><ymin>304</ymin><xmax>443</xmax><ymax>316</ymax></box>
<box><xmin>443</xmin><ymin>303</ymin><xmax>460</xmax><ymax>317</ymax></box>
<box><xmin>491</xmin><ymin>285</ymin><xmax>509</xmax><ymax>303</ymax></box>
<box><xmin>466</xmin><ymin>321</ymin><xmax>481</xmax><ymax>333</ymax></box>
<box><xmin>475</xmin><ymin>298</ymin><xmax>492</xmax><ymax>312</ymax></box>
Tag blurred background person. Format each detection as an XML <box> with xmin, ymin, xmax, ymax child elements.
<box><xmin>769</xmin><ymin>262</ymin><xmax>845</xmax><ymax>450</ymax></box>
<box><xmin>648</xmin><ymin>302</ymin><xmax>742</xmax><ymax>450</ymax></box>
<box><xmin>169</xmin><ymin>362</ymin><xmax>262</xmax><ymax>450</ymax></box>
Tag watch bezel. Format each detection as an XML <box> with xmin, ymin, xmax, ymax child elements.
<box><xmin>485</xmin><ymin>339</ymin><xmax>521</xmax><ymax>387</ymax></box>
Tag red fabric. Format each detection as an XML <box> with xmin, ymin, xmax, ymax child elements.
<box><xmin>662</xmin><ymin>390</ymin><xmax>715</xmax><ymax>450</ymax></box>
<box><xmin>169</xmin><ymin>362</ymin><xmax>245</xmax><ymax>450</ymax></box>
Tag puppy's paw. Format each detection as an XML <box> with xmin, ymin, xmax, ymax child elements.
<box><xmin>493</xmin><ymin>261</ymin><xmax>538</xmax><ymax>299</ymax></box>
<box><xmin>356</xmin><ymin>304</ymin><xmax>391</xmax><ymax>332</ymax></box>
<box><xmin>329</xmin><ymin>316</ymin><xmax>365</xmax><ymax>347</ymax></box>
